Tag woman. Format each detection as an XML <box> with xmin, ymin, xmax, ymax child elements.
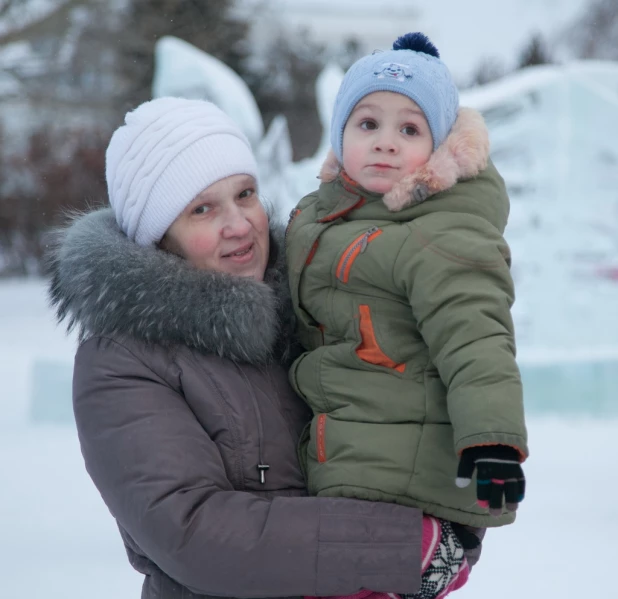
<box><xmin>47</xmin><ymin>98</ymin><xmax>477</xmax><ymax>599</ymax></box>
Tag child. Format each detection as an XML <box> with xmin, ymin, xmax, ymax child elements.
<box><xmin>286</xmin><ymin>33</ymin><xmax>528</xmax><ymax>599</ymax></box>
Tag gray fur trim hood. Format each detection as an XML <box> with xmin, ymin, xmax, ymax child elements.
<box><xmin>46</xmin><ymin>208</ymin><xmax>297</xmax><ymax>365</ymax></box>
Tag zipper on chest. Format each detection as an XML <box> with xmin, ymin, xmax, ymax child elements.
<box><xmin>236</xmin><ymin>365</ymin><xmax>270</xmax><ymax>485</ymax></box>
<box><xmin>336</xmin><ymin>226</ymin><xmax>383</xmax><ymax>283</ymax></box>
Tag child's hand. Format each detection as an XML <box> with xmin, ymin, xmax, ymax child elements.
<box><xmin>455</xmin><ymin>445</ymin><xmax>525</xmax><ymax>516</ymax></box>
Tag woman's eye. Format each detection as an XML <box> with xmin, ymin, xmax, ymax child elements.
<box><xmin>193</xmin><ymin>205</ymin><xmax>211</xmax><ymax>215</ymax></box>
<box><xmin>360</xmin><ymin>120</ymin><xmax>377</xmax><ymax>131</ymax></box>
<box><xmin>239</xmin><ymin>188</ymin><xmax>255</xmax><ymax>199</ymax></box>
<box><xmin>402</xmin><ymin>125</ymin><xmax>419</xmax><ymax>136</ymax></box>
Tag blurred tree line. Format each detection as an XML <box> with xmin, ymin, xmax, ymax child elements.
<box><xmin>468</xmin><ymin>0</ymin><xmax>618</xmax><ymax>87</ymax></box>
<box><xmin>0</xmin><ymin>0</ymin><xmax>616</xmax><ymax>275</ymax></box>
<box><xmin>0</xmin><ymin>0</ymin><xmax>355</xmax><ymax>274</ymax></box>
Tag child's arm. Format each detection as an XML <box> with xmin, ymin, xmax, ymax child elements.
<box><xmin>394</xmin><ymin>211</ymin><xmax>528</xmax><ymax>463</ymax></box>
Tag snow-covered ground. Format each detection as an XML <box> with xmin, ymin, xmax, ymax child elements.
<box><xmin>1</xmin><ymin>279</ymin><xmax>617</xmax><ymax>599</ymax></box>
<box><xmin>5</xmin><ymin>416</ymin><xmax>613</xmax><ymax>599</ymax></box>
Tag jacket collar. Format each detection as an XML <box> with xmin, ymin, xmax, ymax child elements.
<box><xmin>46</xmin><ymin>208</ymin><xmax>296</xmax><ymax>365</ymax></box>
<box><xmin>318</xmin><ymin>107</ymin><xmax>490</xmax><ymax>214</ymax></box>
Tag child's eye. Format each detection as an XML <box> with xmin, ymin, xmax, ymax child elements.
<box><xmin>360</xmin><ymin>120</ymin><xmax>377</xmax><ymax>131</ymax></box>
<box><xmin>193</xmin><ymin>204</ymin><xmax>211</xmax><ymax>215</ymax></box>
<box><xmin>402</xmin><ymin>125</ymin><xmax>419</xmax><ymax>136</ymax></box>
<box><xmin>239</xmin><ymin>188</ymin><xmax>255</xmax><ymax>200</ymax></box>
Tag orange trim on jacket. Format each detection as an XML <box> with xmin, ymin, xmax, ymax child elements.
<box><xmin>356</xmin><ymin>305</ymin><xmax>406</xmax><ymax>373</ymax></box>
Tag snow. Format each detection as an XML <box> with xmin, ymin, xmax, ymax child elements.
<box><xmin>3</xmin><ymin>8</ymin><xmax>618</xmax><ymax>593</ymax></box>
<box><xmin>463</xmin><ymin>61</ymin><xmax>618</xmax><ymax>349</ymax></box>
<box><xmin>1</xmin><ymin>428</ymin><xmax>143</xmax><ymax>598</ymax></box>
<box><xmin>152</xmin><ymin>36</ymin><xmax>265</xmax><ymax>148</ymax></box>
<box><xmin>1</xmin><ymin>275</ymin><xmax>617</xmax><ymax>599</ymax></box>
<box><xmin>7</xmin><ymin>419</ymin><xmax>614</xmax><ymax>599</ymax></box>
<box><xmin>0</xmin><ymin>0</ymin><xmax>64</xmax><ymax>40</ymax></box>
<box><xmin>0</xmin><ymin>68</ymin><xmax>19</xmax><ymax>95</ymax></box>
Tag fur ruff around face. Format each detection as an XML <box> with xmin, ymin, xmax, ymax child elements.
<box><xmin>46</xmin><ymin>209</ymin><xmax>296</xmax><ymax>365</ymax></box>
<box><xmin>319</xmin><ymin>107</ymin><xmax>490</xmax><ymax>211</ymax></box>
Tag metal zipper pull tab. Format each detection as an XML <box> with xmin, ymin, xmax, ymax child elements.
<box><xmin>361</xmin><ymin>227</ymin><xmax>379</xmax><ymax>253</ymax></box>
<box><xmin>257</xmin><ymin>464</ymin><xmax>270</xmax><ymax>484</ymax></box>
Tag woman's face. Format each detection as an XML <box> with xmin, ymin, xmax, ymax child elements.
<box><xmin>161</xmin><ymin>174</ymin><xmax>270</xmax><ymax>281</ymax></box>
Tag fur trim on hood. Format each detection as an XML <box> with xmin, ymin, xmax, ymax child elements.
<box><xmin>319</xmin><ymin>107</ymin><xmax>490</xmax><ymax>212</ymax></box>
<box><xmin>46</xmin><ymin>208</ymin><xmax>298</xmax><ymax>365</ymax></box>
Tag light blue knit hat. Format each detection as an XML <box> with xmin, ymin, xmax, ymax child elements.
<box><xmin>330</xmin><ymin>32</ymin><xmax>459</xmax><ymax>162</ymax></box>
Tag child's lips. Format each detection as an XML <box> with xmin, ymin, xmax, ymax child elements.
<box><xmin>368</xmin><ymin>163</ymin><xmax>397</xmax><ymax>170</ymax></box>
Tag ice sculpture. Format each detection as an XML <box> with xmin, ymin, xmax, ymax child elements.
<box><xmin>152</xmin><ymin>36</ymin><xmax>264</xmax><ymax>147</ymax></box>
<box><xmin>462</xmin><ymin>62</ymin><xmax>618</xmax><ymax>348</ymax></box>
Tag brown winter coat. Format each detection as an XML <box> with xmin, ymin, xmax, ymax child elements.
<box><xmin>46</xmin><ymin>208</ymin><xmax>428</xmax><ymax>599</ymax></box>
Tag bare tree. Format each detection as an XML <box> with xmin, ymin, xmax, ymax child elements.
<box><xmin>0</xmin><ymin>124</ymin><xmax>108</xmax><ymax>276</ymax></box>
<box><xmin>243</xmin><ymin>26</ymin><xmax>328</xmax><ymax>160</ymax></box>
<box><xmin>467</xmin><ymin>56</ymin><xmax>507</xmax><ymax>88</ymax></box>
<box><xmin>0</xmin><ymin>0</ymin><xmax>258</xmax><ymax>275</ymax></box>
<box><xmin>0</xmin><ymin>0</ymin><xmax>84</xmax><ymax>46</ymax></box>
<box><xmin>0</xmin><ymin>0</ymin><xmax>117</xmax><ymax>111</ymax></box>
<box><xmin>518</xmin><ymin>33</ymin><xmax>552</xmax><ymax>69</ymax></box>
<box><xmin>563</xmin><ymin>0</ymin><xmax>618</xmax><ymax>61</ymax></box>
<box><xmin>117</xmin><ymin>0</ymin><xmax>250</xmax><ymax>109</ymax></box>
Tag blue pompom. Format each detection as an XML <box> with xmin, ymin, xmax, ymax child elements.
<box><xmin>393</xmin><ymin>32</ymin><xmax>440</xmax><ymax>58</ymax></box>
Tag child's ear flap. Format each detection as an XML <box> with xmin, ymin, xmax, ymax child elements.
<box><xmin>318</xmin><ymin>149</ymin><xmax>341</xmax><ymax>183</ymax></box>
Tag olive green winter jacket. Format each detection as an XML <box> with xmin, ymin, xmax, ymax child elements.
<box><xmin>286</xmin><ymin>109</ymin><xmax>528</xmax><ymax>527</ymax></box>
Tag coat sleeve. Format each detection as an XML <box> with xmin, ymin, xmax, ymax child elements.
<box><xmin>393</xmin><ymin>213</ymin><xmax>528</xmax><ymax>460</ymax></box>
<box><xmin>73</xmin><ymin>338</ymin><xmax>422</xmax><ymax>597</ymax></box>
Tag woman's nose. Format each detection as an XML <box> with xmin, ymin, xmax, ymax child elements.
<box><xmin>222</xmin><ymin>205</ymin><xmax>252</xmax><ymax>237</ymax></box>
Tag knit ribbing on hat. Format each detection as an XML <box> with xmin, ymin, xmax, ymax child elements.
<box><xmin>105</xmin><ymin>98</ymin><xmax>258</xmax><ymax>246</ymax></box>
<box><xmin>136</xmin><ymin>134</ymin><xmax>257</xmax><ymax>246</ymax></box>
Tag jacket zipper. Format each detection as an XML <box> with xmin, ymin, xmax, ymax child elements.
<box><xmin>236</xmin><ymin>366</ymin><xmax>270</xmax><ymax>484</ymax></box>
<box><xmin>285</xmin><ymin>208</ymin><xmax>301</xmax><ymax>246</ymax></box>
<box><xmin>336</xmin><ymin>226</ymin><xmax>382</xmax><ymax>283</ymax></box>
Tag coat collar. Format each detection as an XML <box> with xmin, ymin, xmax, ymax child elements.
<box><xmin>46</xmin><ymin>208</ymin><xmax>297</xmax><ymax>365</ymax></box>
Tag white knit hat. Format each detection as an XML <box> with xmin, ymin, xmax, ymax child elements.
<box><xmin>106</xmin><ymin>97</ymin><xmax>259</xmax><ymax>246</ymax></box>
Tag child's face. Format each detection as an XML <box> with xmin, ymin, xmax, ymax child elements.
<box><xmin>342</xmin><ymin>92</ymin><xmax>433</xmax><ymax>194</ymax></box>
<box><xmin>160</xmin><ymin>174</ymin><xmax>270</xmax><ymax>281</ymax></box>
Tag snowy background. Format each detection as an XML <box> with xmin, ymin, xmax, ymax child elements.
<box><xmin>2</xmin><ymin>0</ymin><xmax>618</xmax><ymax>598</ymax></box>
<box><xmin>3</xmin><ymin>278</ymin><xmax>616</xmax><ymax>599</ymax></box>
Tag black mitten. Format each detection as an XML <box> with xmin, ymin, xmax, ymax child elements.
<box><xmin>456</xmin><ymin>445</ymin><xmax>525</xmax><ymax>516</ymax></box>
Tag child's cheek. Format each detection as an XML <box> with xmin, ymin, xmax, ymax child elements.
<box><xmin>343</xmin><ymin>147</ymin><xmax>363</xmax><ymax>179</ymax></box>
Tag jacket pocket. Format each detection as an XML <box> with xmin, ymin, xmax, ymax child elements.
<box><xmin>336</xmin><ymin>226</ymin><xmax>383</xmax><ymax>283</ymax></box>
<box><xmin>356</xmin><ymin>304</ymin><xmax>406</xmax><ymax>373</ymax></box>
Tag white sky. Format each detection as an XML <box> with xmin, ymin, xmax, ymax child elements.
<box><xmin>252</xmin><ymin>0</ymin><xmax>589</xmax><ymax>82</ymax></box>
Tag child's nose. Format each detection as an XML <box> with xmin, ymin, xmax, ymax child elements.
<box><xmin>373</xmin><ymin>134</ymin><xmax>397</xmax><ymax>153</ymax></box>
